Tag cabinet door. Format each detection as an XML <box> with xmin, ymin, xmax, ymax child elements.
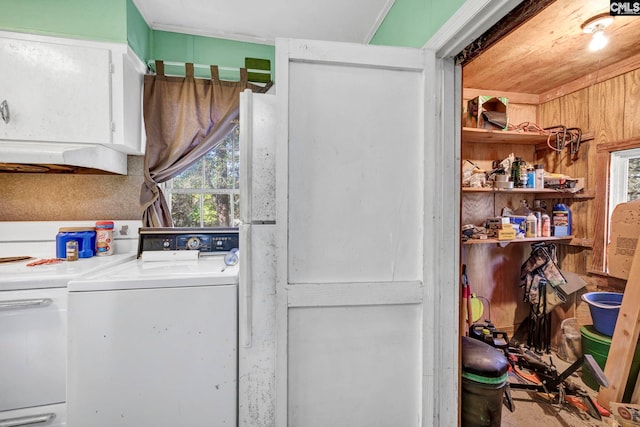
<box><xmin>0</xmin><ymin>36</ymin><xmax>112</xmax><ymax>144</ymax></box>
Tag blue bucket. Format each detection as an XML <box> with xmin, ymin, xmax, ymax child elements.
<box><xmin>581</xmin><ymin>292</ymin><xmax>623</xmax><ymax>337</ymax></box>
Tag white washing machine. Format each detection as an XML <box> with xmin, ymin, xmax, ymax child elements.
<box><xmin>66</xmin><ymin>228</ymin><xmax>240</xmax><ymax>427</ymax></box>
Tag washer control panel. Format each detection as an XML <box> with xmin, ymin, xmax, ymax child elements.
<box><xmin>137</xmin><ymin>227</ymin><xmax>239</xmax><ymax>257</ymax></box>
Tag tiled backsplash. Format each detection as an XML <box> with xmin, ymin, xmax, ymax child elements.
<box><xmin>0</xmin><ymin>156</ymin><xmax>144</xmax><ymax>221</ymax></box>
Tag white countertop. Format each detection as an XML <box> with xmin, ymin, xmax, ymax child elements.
<box><xmin>0</xmin><ymin>220</ymin><xmax>141</xmax><ymax>291</ymax></box>
<box><xmin>0</xmin><ymin>253</ymin><xmax>137</xmax><ymax>291</ymax></box>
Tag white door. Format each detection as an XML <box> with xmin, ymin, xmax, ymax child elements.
<box><xmin>273</xmin><ymin>4</ymin><xmax>519</xmax><ymax>425</ymax></box>
<box><xmin>275</xmin><ymin>38</ymin><xmax>442</xmax><ymax>427</ymax></box>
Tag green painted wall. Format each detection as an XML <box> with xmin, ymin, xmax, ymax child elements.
<box><xmin>0</xmin><ymin>0</ymin><xmax>464</xmax><ymax>80</ymax></box>
<box><xmin>126</xmin><ymin>0</ymin><xmax>152</xmax><ymax>62</ymax></box>
<box><xmin>151</xmin><ymin>31</ymin><xmax>275</xmax><ymax>81</ymax></box>
<box><xmin>371</xmin><ymin>0</ymin><xmax>466</xmax><ymax>47</ymax></box>
<box><xmin>0</xmin><ymin>0</ymin><xmax>126</xmax><ymax>42</ymax></box>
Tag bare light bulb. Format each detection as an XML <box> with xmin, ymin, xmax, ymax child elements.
<box><xmin>589</xmin><ymin>28</ymin><xmax>608</xmax><ymax>51</ymax></box>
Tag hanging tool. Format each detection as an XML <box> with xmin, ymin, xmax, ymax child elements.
<box><xmin>567</xmin><ymin>127</ymin><xmax>583</xmax><ymax>160</ymax></box>
<box><xmin>461</xmin><ymin>264</ymin><xmax>473</xmax><ymax>333</ymax></box>
<box><xmin>544</xmin><ymin>125</ymin><xmax>568</xmax><ymax>151</ymax></box>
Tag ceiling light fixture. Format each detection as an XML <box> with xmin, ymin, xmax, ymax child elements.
<box><xmin>582</xmin><ymin>13</ymin><xmax>614</xmax><ymax>52</ymax></box>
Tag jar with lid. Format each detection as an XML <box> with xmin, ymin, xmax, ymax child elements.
<box><xmin>95</xmin><ymin>221</ymin><xmax>115</xmax><ymax>256</ymax></box>
<box><xmin>66</xmin><ymin>240</ymin><xmax>79</xmax><ymax>261</ymax></box>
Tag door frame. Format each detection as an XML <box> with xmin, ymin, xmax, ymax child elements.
<box><xmin>422</xmin><ymin>1</ymin><xmax>522</xmax><ymax>425</ymax></box>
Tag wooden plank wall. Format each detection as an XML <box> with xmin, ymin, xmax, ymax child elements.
<box><xmin>538</xmin><ymin>68</ymin><xmax>640</xmax><ymax>331</ymax></box>
<box><xmin>462</xmin><ymin>68</ymin><xmax>640</xmax><ymax>341</ymax></box>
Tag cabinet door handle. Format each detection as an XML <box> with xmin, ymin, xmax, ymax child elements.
<box><xmin>0</xmin><ymin>100</ymin><xmax>9</xmax><ymax>124</ymax></box>
<box><xmin>0</xmin><ymin>413</ymin><xmax>56</xmax><ymax>427</ymax></box>
<box><xmin>0</xmin><ymin>298</ymin><xmax>53</xmax><ymax>310</ymax></box>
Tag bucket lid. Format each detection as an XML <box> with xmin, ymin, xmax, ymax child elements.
<box><xmin>461</xmin><ymin>336</ymin><xmax>509</xmax><ymax>379</ymax></box>
<box><xmin>581</xmin><ymin>325</ymin><xmax>612</xmax><ymax>345</ymax></box>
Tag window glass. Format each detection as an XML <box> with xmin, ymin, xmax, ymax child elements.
<box><xmin>609</xmin><ymin>148</ymin><xmax>640</xmax><ymax>218</ymax></box>
<box><xmin>173</xmin><ymin>158</ymin><xmax>204</xmax><ymax>189</ymax></box>
<box><xmin>163</xmin><ymin>125</ymin><xmax>240</xmax><ymax>227</ymax></box>
<box><xmin>171</xmin><ymin>193</ymin><xmax>201</xmax><ymax>228</ymax></box>
<box><xmin>628</xmin><ymin>157</ymin><xmax>640</xmax><ymax>202</ymax></box>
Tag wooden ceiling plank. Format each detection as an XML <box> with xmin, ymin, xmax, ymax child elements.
<box><xmin>456</xmin><ymin>0</ymin><xmax>558</xmax><ymax>66</ymax></box>
<box><xmin>539</xmin><ymin>51</ymin><xmax>640</xmax><ymax>103</ymax></box>
<box><xmin>462</xmin><ymin>0</ymin><xmax>640</xmax><ymax>95</ymax></box>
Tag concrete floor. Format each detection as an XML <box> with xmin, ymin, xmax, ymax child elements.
<box><xmin>501</xmin><ymin>353</ymin><xmax>618</xmax><ymax>427</ymax></box>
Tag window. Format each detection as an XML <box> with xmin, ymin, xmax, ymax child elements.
<box><xmin>608</xmin><ymin>147</ymin><xmax>640</xmax><ymax>220</ymax></box>
<box><xmin>162</xmin><ymin>125</ymin><xmax>240</xmax><ymax>227</ymax></box>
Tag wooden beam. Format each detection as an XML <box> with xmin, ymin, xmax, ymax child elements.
<box><xmin>539</xmin><ymin>52</ymin><xmax>640</xmax><ymax>103</ymax></box>
<box><xmin>591</xmin><ymin>150</ymin><xmax>611</xmax><ymax>274</ymax></box>
<box><xmin>597</xmin><ymin>136</ymin><xmax>640</xmax><ymax>153</ymax></box>
<box><xmin>597</xmin><ymin>237</ymin><xmax>640</xmax><ymax>409</ymax></box>
<box><xmin>592</xmin><ymin>136</ymin><xmax>640</xmax><ymax>274</ymax></box>
<box><xmin>462</xmin><ymin>88</ymin><xmax>539</xmax><ymax>105</ymax></box>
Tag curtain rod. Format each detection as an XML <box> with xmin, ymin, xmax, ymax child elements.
<box><xmin>146</xmin><ymin>60</ymin><xmax>270</xmax><ymax>74</ymax></box>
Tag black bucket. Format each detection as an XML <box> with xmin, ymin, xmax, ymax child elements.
<box><xmin>461</xmin><ymin>336</ymin><xmax>509</xmax><ymax>427</ymax></box>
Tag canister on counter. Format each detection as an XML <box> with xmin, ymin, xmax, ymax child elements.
<box><xmin>66</xmin><ymin>240</ymin><xmax>79</xmax><ymax>261</ymax></box>
<box><xmin>95</xmin><ymin>221</ymin><xmax>115</xmax><ymax>256</ymax></box>
<box><xmin>56</xmin><ymin>227</ymin><xmax>96</xmax><ymax>258</ymax></box>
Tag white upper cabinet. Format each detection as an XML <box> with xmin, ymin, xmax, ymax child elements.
<box><xmin>0</xmin><ymin>31</ymin><xmax>145</xmax><ymax>155</ymax></box>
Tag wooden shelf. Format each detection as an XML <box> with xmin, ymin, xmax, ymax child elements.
<box><xmin>462</xmin><ymin>187</ymin><xmax>594</xmax><ymax>199</ymax></box>
<box><xmin>462</xmin><ymin>127</ymin><xmax>595</xmax><ymax>151</ymax></box>
<box><xmin>462</xmin><ymin>127</ymin><xmax>549</xmax><ymax>144</ymax></box>
<box><xmin>463</xmin><ymin>235</ymin><xmax>574</xmax><ymax>246</ymax></box>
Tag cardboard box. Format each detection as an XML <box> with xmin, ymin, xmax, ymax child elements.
<box><xmin>610</xmin><ymin>402</ymin><xmax>640</xmax><ymax>427</ymax></box>
<box><xmin>486</xmin><ymin>217</ymin><xmax>510</xmax><ymax>238</ymax></box>
<box><xmin>497</xmin><ymin>224</ymin><xmax>516</xmax><ymax>241</ymax></box>
<box><xmin>608</xmin><ymin>199</ymin><xmax>640</xmax><ymax>279</ymax></box>
<box><xmin>467</xmin><ymin>96</ymin><xmax>508</xmax><ymax>130</ymax></box>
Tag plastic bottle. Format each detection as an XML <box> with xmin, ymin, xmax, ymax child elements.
<box><xmin>532</xmin><ymin>200</ymin><xmax>547</xmax><ymax>237</ymax></box>
<box><xmin>534</xmin><ymin>164</ymin><xmax>545</xmax><ymax>189</ymax></box>
<box><xmin>552</xmin><ymin>204</ymin><xmax>572</xmax><ymax>237</ymax></box>
<box><xmin>541</xmin><ymin>213</ymin><xmax>551</xmax><ymax>237</ymax></box>
<box><xmin>526</xmin><ymin>167</ymin><xmax>535</xmax><ymax>188</ymax></box>
<box><xmin>526</xmin><ymin>212</ymin><xmax>538</xmax><ymax>238</ymax></box>
<box><xmin>95</xmin><ymin>221</ymin><xmax>115</xmax><ymax>256</ymax></box>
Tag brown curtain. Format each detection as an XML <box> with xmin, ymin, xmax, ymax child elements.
<box><xmin>140</xmin><ymin>60</ymin><xmax>272</xmax><ymax>227</ymax></box>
